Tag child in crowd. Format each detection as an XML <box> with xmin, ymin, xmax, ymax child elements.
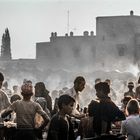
<box><xmin>47</xmin><ymin>94</ymin><xmax>76</xmax><ymax>140</ymax></box>
<box><xmin>121</xmin><ymin>99</ymin><xmax>140</xmax><ymax>140</ymax></box>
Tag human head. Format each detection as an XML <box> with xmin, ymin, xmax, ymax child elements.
<box><xmin>105</xmin><ymin>79</ymin><xmax>111</xmax><ymax>85</ymax></box>
<box><xmin>62</xmin><ymin>87</ymin><xmax>68</xmax><ymax>92</ymax></box>
<box><xmin>0</xmin><ymin>72</ymin><xmax>4</xmax><ymax>89</ymax></box>
<box><xmin>10</xmin><ymin>94</ymin><xmax>21</xmax><ymax>103</ymax></box>
<box><xmin>95</xmin><ymin>78</ymin><xmax>101</xmax><ymax>85</ymax></box>
<box><xmin>21</xmin><ymin>81</ymin><xmax>33</xmax><ymax>98</ymax></box>
<box><xmin>127</xmin><ymin>82</ymin><xmax>134</xmax><ymax>90</ymax></box>
<box><xmin>126</xmin><ymin>99</ymin><xmax>139</xmax><ymax>115</ymax></box>
<box><xmin>74</xmin><ymin>76</ymin><xmax>85</xmax><ymax>92</ymax></box>
<box><xmin>58</xmin><ymin>94</ymin><xmax>75</xmax><ymax>115</ymax></box>
<box><xmin>13</xmin><ymin>85</ymin><xmax>18</xmax><ymax>92</ymax></box>
<box><xmin>34</xmin><ymin>82</ymin><xmax>46</xmax><ymax>97</ymax></box>
<box><xmin>3</xmin><ymin>81</ymin><xmax>8</xmax><ymax>89</ymax></box>
<box><xmin>95</xmin><ymin>82</ymin><xmax>110</xmax><ymax>99</ymax></box>
<box><xmin>23</xmin><ymin>79</ymin><xmax>32</xmax><ymax>84</ymax></box>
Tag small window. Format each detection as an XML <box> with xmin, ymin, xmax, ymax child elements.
<box><xmin>73</xmin><ymin>47</ymin><xmax>80</xmax><ymax>57</ymax></box>
<box><xmin>117</xmin><ymin>44</ymin><xmax>126</xmax><ymax>56</ymax></box>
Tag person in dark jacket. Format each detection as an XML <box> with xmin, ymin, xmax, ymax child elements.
<box><xmin>90</xmin><ymin>82</ymin><xmax>126</xmax><ymax>136</ymax></box>
<box><xmin>47</xmin><ymin>94</ymin><xmax>75</xmax><ymax>140</ymax></box>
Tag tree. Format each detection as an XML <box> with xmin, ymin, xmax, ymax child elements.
<box><xmin>1</xmin><ymin>28</ymin><xmax>12</xmax><ymax>60</ymax></box>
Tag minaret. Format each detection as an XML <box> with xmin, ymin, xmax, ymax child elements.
<box><xmin>1</xmin><ymin>28</ymin><xmax>12</xmax><ymax>60</ymax></box>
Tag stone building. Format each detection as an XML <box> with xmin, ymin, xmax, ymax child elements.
<box><xmin>36</xmin><ymin>11</ymin><xmax>140</xmax><ymax>71</ymax></box>
<box><xmin>96</xmin><ymin>10</ymin><xmax>140</xmax><ymax>67</ymax></box>
<box><xmin>36</xmin><ymin>31</ymin><xmax>97</xmax><ymax>71</ymax></box>
<box><xmin>0</xmin><ymin>11</ymin><xmax>140</xmax><ymax>81</ymax></box>
<box><xmin>0</xmin><ymin>11</ymin><xmax>139</xmax><ymax>89</ymax></box>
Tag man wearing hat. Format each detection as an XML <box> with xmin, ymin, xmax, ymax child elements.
<box><xmin>124</xmin><ymin>82</ymin><xmax>135</xmax><ymax>98</ymax></box>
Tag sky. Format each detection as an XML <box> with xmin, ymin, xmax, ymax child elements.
<box><xmin>0</xmin><ymin>0</ymin><xmax>140</xmax><ymax>59</ymax></box>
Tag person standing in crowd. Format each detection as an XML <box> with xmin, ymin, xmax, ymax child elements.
<box><xmin>34</xmin><ymin>82</ymin><xmax>51</xmax><ymax>114</ymax></box>
<box><xmin>12</xmin><ymin>85</ymin><xmax>20</xmax><ymax>95</ymax></box>
<box><xmin>1</xmin><ymin>81</ymin><xmax>50</xmax><ymax>140</ymax></box>
<box><xmin>34</xmin><ymin>82</ymin><xmax>51</xmax><ymax>131</ymax></box>
<box><xmin>121</xmin><ymin>96</ymin><xmax>132</xmax><ymax>115</ymax></box>
<box><xmin>0</xmin><ymin>73</ymin><xmax>10</xmax><ymax>116</ymax></box>
<box><xmin>65</xmin><ymin>76</ymin><xmax>86</xmax><ymax>118</ymax></box>
<box><xmin>34</xmin><ymin>82</ymin><xmax>52</xmax><ymax>113</ymax></box>
<box><xmin>93</xmin><ymin>82</ymin><xmax>125</xmax><ymax>135</ymax></box>
<box><xmin>124</xmin><ymin>82</ymin><xmax>135</xmax><ymax>98</ymax></box>
<box><xmin>0</xmin><ymin>72</ymin><xmax>11</xmax><ymax>140</ymax></box>
<box><xmin>2</xmin><ymin>81</ymin><xmax>12</xmax><ymax>99</ymax></box>
<box><xmin>95</xmin><ymin>78</ymin><xmax>101</xmax><ymax>84</ymax></box>
<box><xmin>47</xmin><ymin>94</ymin><xmax>75</xmax><ymax>140</ymax></box>
<box><xmin>121</xmin><ymin>99</ymin><xmax>140</xmax><ymax>140</ymax></box>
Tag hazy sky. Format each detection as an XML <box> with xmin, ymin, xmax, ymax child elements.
<box><xmin>0</xmin><ymin>0</ymin><xmax>140</xmax><ymax>59</ymax></box>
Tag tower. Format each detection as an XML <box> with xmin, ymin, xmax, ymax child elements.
<box><xmin>1</xmin><ymin>28</ymin><xmax>12</xmax><ymax>60</ymax></box>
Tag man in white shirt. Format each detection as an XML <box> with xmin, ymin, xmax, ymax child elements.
<box><xmin>65</xmin><ymin>76</ymin><xmax>86</xmax><ymax>118</ymax></box>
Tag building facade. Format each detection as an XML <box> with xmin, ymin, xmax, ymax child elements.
<box><xmin>36</xmin><ymin>11</ymin><xmax>140</xmax><ymax>71</ymax></box>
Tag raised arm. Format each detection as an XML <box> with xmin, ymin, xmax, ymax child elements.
<box><xmin>1</xmin><ymin>102</ymin><xmax>16</xmax><ymax>118</ymax></box>
<box><xmin>1</xmin><ymin>108</ymin><xmax>13</xmax><ymax>118</ymax></box>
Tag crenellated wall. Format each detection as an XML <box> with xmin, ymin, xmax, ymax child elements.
<box><xmin>36</xmin><ymin>13</ymin><xmax>140</xmax><ymax>70</ymax></box>
<box><xmin>36</xmin><ymin>31</ymin><xmax>97</xmax><ymax>70</ymax></box>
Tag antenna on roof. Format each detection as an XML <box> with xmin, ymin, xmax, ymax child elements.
<box><xmin>67</xmin><ymin>10</ymin><xmax>70</xmax><ymax>34</ymax></box>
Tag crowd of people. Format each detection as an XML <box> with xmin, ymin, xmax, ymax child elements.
<box><xmin>0</xmin><ymin>71</ymin><xmax>140</xmax><ymax>140</ymax></box>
